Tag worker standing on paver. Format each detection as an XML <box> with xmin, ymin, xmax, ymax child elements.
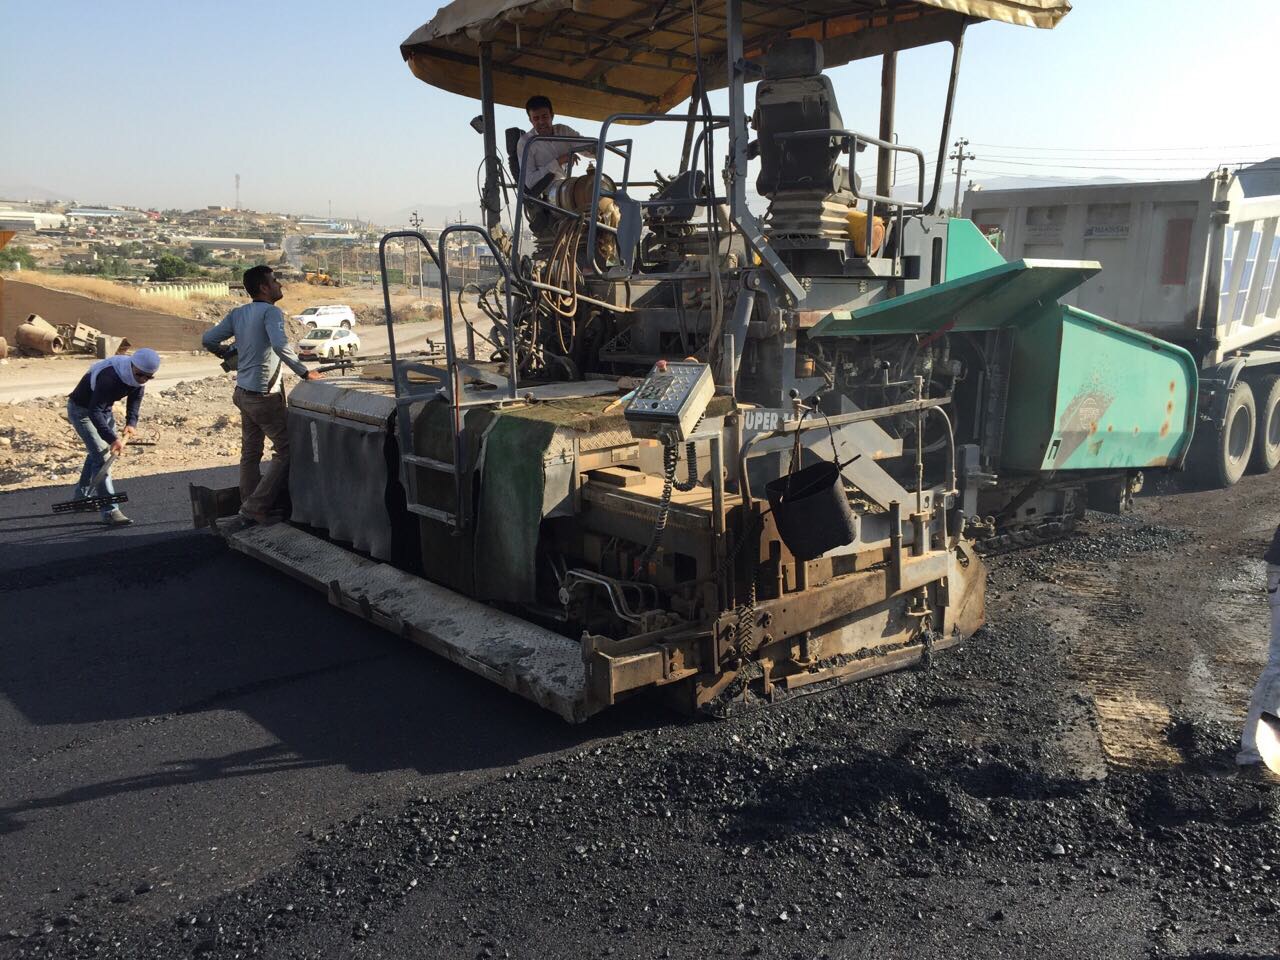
<box><xmin>1238</xmin><ymin>522</ymin><xmax>1280</xmax><ymax>781</ymax></box>
<box><xmin>66</xmin><ymin>347</ymin><xmax>162</xmax><ymax>527</ymax></box>
<box><xmin>202</xmin><ymin>265</ymin><xmax>318</xmax><ymax>525</ymax></box>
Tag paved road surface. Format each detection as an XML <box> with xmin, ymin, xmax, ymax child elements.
<box><xmin>0</xmin><ymin>468</ymin><xmax>657</xmax><ymax>925</ymax></box>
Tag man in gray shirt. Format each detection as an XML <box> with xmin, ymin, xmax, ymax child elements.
<box><xmin>202</xmin><ymin>265</ymin><xmax>318</xmax><ymax>523</ymax></box>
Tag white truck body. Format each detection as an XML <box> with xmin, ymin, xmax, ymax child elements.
<box><xmin>963</xmin><ymin>162</ymin><xmax>1280</xmax><ymax>365</ymax></box>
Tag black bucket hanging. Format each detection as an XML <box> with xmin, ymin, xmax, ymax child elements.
<box><xmin>763</xmin><ymin>412</ymin><xmax>858</xmax><ymax>561</ymax></box>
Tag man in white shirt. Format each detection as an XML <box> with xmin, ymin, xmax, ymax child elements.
<box><xmin>516</xmin><ymin>95</ymin><xmax>596</xmax><ymax>195</ymax></box>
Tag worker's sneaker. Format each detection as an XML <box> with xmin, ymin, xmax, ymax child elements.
<box><xmin>102</xmin><ymin>508</ymin><xmax>132</xmax><ymax>527</ymax></box>
<box><xmin>1236</xmin><ymin>763</ymin><xmax>1280</xmax><ymax>786</ymax></box>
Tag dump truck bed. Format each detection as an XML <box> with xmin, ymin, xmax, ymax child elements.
<box><xmin>963</xmin><ymin>163</ymin><xmax>1280</xmax><ymax>362</ymax></box>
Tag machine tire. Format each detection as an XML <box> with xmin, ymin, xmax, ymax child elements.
<box><xmin>341</xmin><ymin>320</ymin><xmax>351</xmax><ymax>329</ymax></box>
<box><xmin>1248</xmin><ymin>375</ymin><xmax>1280</xmax><ymax>473</ymax></box>
<box><xmin>1193</xmin><ymin>380</ymin><xmax>1256</xmax><ymax>488</ymax></box>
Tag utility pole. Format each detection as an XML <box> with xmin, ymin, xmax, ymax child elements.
<box><xmin>409</xmin><ymin>210</ymin><xmax>424</xmax><ymax>300</ymax></box>
<box><xmin>949</xmin><ymin>138</ymin><xmax>975</xmax><ymax>216</ymax></box>
<box><xmin>234</xmin><ymin>173</ymin><xmax>240</xmax><ymax>211</ymax></box>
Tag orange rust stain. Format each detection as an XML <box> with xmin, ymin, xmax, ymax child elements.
<box><xmin>1159</xmin><ymin>421</ymin><xmax>1170</xmax><ymax>437</ymax></box>
<box><xmin>1133</xmin><ymin>426</ymin><xmax>1141</xmax><ymax>435</ymax></box>
<box><xmin>1090</xmin><ymin>422</ymin><xmax>1098</xmax><ymax>434</ymax></box>
<box><xmin>1107</xmin><ymin>424</ymin><xmax>1114</xmax><ymax>432</ymax></box>
<box><xmin>1169</xmin><ymin>380</ymin><xmax>1176</xmax><ymax>393</ymax></box>
<box><xmin>1166</xmin><ymin>400</ymin><xmax>1174</xmax><ymax>414</ymax></box>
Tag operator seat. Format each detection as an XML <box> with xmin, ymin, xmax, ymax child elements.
<box><xmin>754</xmin><ymin>38</ymin><xmax>859</xmax><ymax>202</ymax></box>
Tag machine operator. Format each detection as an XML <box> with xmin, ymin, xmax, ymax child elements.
<box><xmin>516</xmin><ymin>94</ymin><xmax>596</xmax><ymax>195</ymax></box>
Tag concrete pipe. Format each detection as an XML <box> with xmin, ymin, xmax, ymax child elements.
<box><xmin>15</xmin><ymin>321</ymin><xmax>65</xmax><ymax>355</ymax></box>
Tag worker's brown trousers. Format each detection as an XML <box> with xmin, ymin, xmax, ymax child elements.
<box><xmin>233</xmin><ymin>386</ymin><xmax>290</xmax><ymax>516</ymax></box>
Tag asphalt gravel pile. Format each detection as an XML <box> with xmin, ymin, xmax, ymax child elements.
<box><xmin>7</xmin><ymin>514</ymin><xmax>1279</xmax><ymax>960</ymax></box>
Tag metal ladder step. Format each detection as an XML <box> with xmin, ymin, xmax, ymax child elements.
<box><xmin>402</xmin><ymin>453</ymin><xmax>455</xmax><ymax>473</ymax></box>
<box><xmin>406</xmin><ymin>503</ymin><xmax>458</xmax><ymax>524</ymax></box>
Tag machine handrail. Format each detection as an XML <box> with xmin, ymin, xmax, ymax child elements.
<box><xmin>771</xmin><ymin>129</ymin><xmax>924</xmax><ymax>272</ymax></box>
<box><xmin>737</xmin><ymin>397</ymin><xmax>950</xmax><ymax>508</ymax></box>
<box><xmin>378</xmin><ymin>230</ymin><xmax>443</xmax><ymax>416</ymax></box>
<box><xmin>378</xmin><ymin>227</ymin><xmax>519</xmax><ymax>532</ymax></box>
<box><xmin>436</xmin><ymin>223</ymin><xmax>520</xmax><ymax>402</ymax></box>
<box><xmin>772</xmin><ymin>129</ymin><xmax>926</xmax><ymax>209</ymax></box>
<box><xmin>510</xmin><ymin>133</ymin><xmax>635</xmax><ymax>269</ymax></box>
<box><xmin>586</xmin><ymin>112</ymin><xmax>732</xmax><ymax>270</ymax></box>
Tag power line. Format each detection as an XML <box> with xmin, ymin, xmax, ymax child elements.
<box><xmin>968</xmin><ymin>157</ymin><xmax>1264</xmax><ymax>172</ymax></box>
<box><xmin>976</xmin><ymin>149</ymin><xmax>1274</xmax><ymax>163</ymax></box>
<box><xmin>969</xmin><ymin>140</ymin><xmax>1280</xmax><ymax>153</ymax></box>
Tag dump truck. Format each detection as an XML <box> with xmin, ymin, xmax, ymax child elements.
<box><xmin>194</xmin><ymin>0</ymin><xmax>1199</xmax><ymax>721</ymax></box>
<box><xmin>965</xmin><ymin>164</ymin><xmax>1280</xmax><ymax>487</ymax></box>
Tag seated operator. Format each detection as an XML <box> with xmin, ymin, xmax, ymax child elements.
<box><xmin>516</xmin><ymin>95</ymin><xmax>596</xmax><ymax>197</ymax></box>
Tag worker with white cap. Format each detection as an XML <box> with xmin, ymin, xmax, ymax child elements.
<box><xmin>65</xmin><ymin>347</ymin><xmax>162</xmax><ymax>527</ymax></box>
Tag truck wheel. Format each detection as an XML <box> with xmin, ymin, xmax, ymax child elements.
<box><xmin>1193</xmin><ymin>380</ymin><xmax>1255</xmax><ymax>488</ymax></box>
<box><xmin>1249</xmin><ymin>375</ymin><xmax>1280</xmax><ymax>473</ymax></box>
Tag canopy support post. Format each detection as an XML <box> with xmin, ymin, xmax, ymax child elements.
<box><xmin>725</xmin><ymin>0</ymin><xmax>805</xmax><ymax>305</ymax></box>
<box><xmin>876</xmin><ymin>52</ymin><xmax>897</xmax><ymax>200</ymax></box>
<box><xmin>678</xmin><ymin>85</ymin><xmax>701</xmax><ymax>175</ymax></box>
<box><xmin>925</xmin><ymin>32</ymin><xmax>965</xmax><ymax>216</ymax></box>
<box><xmin>479</xmin><ymin>42</ymin><xmax>502</xmax><ymax>231</ymax></box>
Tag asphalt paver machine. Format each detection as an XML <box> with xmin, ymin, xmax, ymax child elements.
<box><xmin>199</xmin><ymin>0</ymin><xmax>1200</xmax><ymax>721</ymax></box>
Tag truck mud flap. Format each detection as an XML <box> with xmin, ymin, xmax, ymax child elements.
<box><xmin>222</xmin><ymin>522</ymin><xmax>590</xmax><ymax>722</ymax></box>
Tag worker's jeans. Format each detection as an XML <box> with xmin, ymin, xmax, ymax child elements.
<box><xmin>234</xmin><ymin>386</ymin><xmax>290</xmax><ymax>517</ymax></box>
<box><xmin>1238</xmin><ymin>562</ymin><xmax>1280</xmax><ymax>765</ymax></box>
<box><xmin>66</xmin><ymin>400</ymin><xmax>117</xmax><ymax>519</ymax></box>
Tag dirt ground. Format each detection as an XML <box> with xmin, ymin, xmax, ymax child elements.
<box><xmin>0</xmin><ymin>376</ymin><xmax>242</xmax><ymax>492</ymax></box>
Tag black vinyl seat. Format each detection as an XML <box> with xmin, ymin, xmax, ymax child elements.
<box><xmin>754</xmin><ymin>38</ymin><xmax>858</xmax><ymax>201</ymax></box>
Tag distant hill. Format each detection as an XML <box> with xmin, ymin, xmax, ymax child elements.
<box><xmin>969</xmin><ymin>175</ymin><xmax>1133</xmax><ymax>192</ymax></box>
<box><xmin>0</xmin><ymin>183</ymin><xmax>71</xmax><ymax>204</ymax></box>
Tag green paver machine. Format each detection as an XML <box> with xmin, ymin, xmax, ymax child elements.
<box><xmin>200</xmin><ymin>0</ymin><xmax>1198</xmax><ymax>720</ymax></box>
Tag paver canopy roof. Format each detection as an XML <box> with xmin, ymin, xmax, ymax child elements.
<box><xmin>401</xmin><ymin>0</ymin><xmax>1070</xmax><ymax>121</ymax></box>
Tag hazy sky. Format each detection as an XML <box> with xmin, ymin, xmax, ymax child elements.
<box><xmin>3</xmin><ymin>1</ymin><xmax>1278</xmax><ymax>226</ymax></box>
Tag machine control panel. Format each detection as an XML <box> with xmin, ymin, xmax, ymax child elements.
<box><xmin>623</xmin><ymin>360</ymin><xmax>714</xmax><ymax>442</ymax></box>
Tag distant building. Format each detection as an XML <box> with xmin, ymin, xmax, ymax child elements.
<box><xmin>68</xmin><ymin>207</ymin><xmax>148</xmax><ymax>223</ymax></box>
<box><xmin>0</xmin><ymin>209</ymin><xmax>66</xmax><ymax>231</ymax></box>
<box><xmin>187</xmin><ymin>236</ymin><xmax>266</xmax><ymax>251</ymax></box>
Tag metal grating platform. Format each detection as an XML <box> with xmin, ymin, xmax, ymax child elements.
<box><xmin>224</xmin><ymin>522</ymin><xmax>589</xmax><ymax>722</ymax></box>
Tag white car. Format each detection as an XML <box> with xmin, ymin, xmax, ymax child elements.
<box><xmin>295</xmin><ymin>304</ymin><xmax>356</xmax><ymax>329</ymax></box>
<box><xmin>297</xmin><ymin>327</ymin><xmax>360</xmax><ymax>361</ymax></box>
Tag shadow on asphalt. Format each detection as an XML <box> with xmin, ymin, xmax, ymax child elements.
<box><xmin>0</xmin><ymin>472</ymin><xmax>675</xmax><ymax>833</ymax></box>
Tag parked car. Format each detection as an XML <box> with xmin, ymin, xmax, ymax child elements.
<box><xmin>297</xmin><ymin>327</ymin><xmax>360</xmax><ymax>361</ymax></box>
<box><xmin>294</xmin><ymin>304</ymin><xmax>356</xmax><ymax>329</ymax></box>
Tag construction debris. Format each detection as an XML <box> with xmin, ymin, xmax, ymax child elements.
<box><xmin>14</xmin><ymin>315</ymin><xmax>65</xmax><ymax>356</ymax></box>
<box><xmin>12</xmin><ymin>315</ymin><xmax>130</xmax><ymax>358</ymax></box>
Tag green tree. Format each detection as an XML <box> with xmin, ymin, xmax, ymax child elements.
<box><xmin>151</xmin><ymin>254</ymin><xmax>194</xmax><ymax>281</ymax></box>
<box><xmin>189</xmin><ymin>245</ymin><xmax>212</xmax><ymax>265</ymax></box>
<box><xmin>0</xmin><ymin>245</ymin><xmax>37</xmax><ymax>271</ymax></box>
